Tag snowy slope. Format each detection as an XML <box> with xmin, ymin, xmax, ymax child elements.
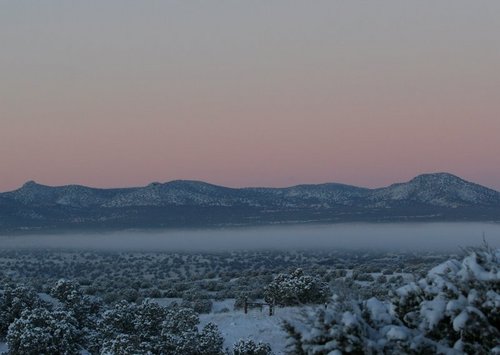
<box><xmin>370</xmin><ymin>173</ymin><xmax>500</xmax><ymax>208</ymax></box>
<box><xmin>1</xmin><ymin>173</ymin><xmax>499</xmax><ymax>231</ymax></box>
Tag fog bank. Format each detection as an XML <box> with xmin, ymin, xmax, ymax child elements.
<box><xmin>1</xmin><ymin>223</ymin><xmax>499</xmax><ymax>252</ymax></box>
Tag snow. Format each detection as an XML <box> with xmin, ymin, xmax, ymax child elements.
<box><xmin>459</xmin><ymin>252</ymin><xmax>499</xmax><ymax>281</ymax></box>
<box><xmin>341</xmin><ymin>311</ymin><xmax>358</xmax><ymax>328</ymax></box>
<box><xmin>427</xmin><ymin>259</ymin><xmax>461</xmax><ymax>277</ymax></box>
<box><xmin>485</xmin><ymin>290</ymin><xmax>500</xmax><ymax>308</ymax></box>
<box><xmin>199</xmin><ymin>306</ymin><xmax>301</xmax><ymax>354</ymax></box>
<box><xmin>365</xmin><ymin>298</ymin><xmax>393</xmax><ymax>326</ymax></box>
<box><xmin>396</xmin><ymin>282</ymin><xmax>420</xmax><ymax>298</ymax></box>
<box><xmin>445</xmin><ymin>296</ymin><xmax>467</xmax><ymax>314</ymax></box>
<box><xmin>491</xmin><ymin>345</ymin><xmax>500</xmax><ymax>354</ymax></box>
<box><xmin>452</xmin><ymin>310</ymin><xmax>469</xmax><ymax>331</ymax></box>
<box><xmin>384</xmin><ymin>326</ymin><xmax>409</xmax><ymax>341</ymax></box>
<box><xmin>419</xmin><ymin>299</ymin><xmax>447</xmax><ymax>331</ymax></box>
<box><xmin>0</xmin><ymin>343</ymin><xmax>7</xmax><ymax>354</ymax></box>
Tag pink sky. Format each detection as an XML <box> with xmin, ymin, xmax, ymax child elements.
<box><xmin>1</xmin><ymin>1</ymin><xmax>499</xmax><ymax>192</ymax></box>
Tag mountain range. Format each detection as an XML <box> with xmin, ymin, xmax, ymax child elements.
<box><xmin>0</xmin><ymin>173</ymin><xmax>499</xmax><ymax>233</ymax></box>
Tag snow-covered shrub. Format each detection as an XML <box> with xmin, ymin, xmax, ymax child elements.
<box><xmin>181</xmin><ymin>298</ymin><xmax>213</xmax><ymax>314</ymax></box>
<box><xmin>392</xmin><ymin>245</ymin><xmax>500</xmax><ymax>353</ymax></box>
<box><xmin>51</xmin><ymin>279</ymin><xmax>80</xmax><ymax>303</ymax></box>
<box><xmin>100</xmin><ymin>333</ymin><xmax>143</xmax><ymax>355</ymax></box>
<box><xmin>264</xmin><ymin>268</ymin><xmax>330</xmax><ymax>306</ymax></box>
<box><xmin>51</xmin><ymin>279</ymin><xmax>103</xmax><ymax>351</ymax></box>
<box><xmin>197</xmin><ymin>323</ymin><xmax>225</xmax><ymax>355</ymax></box>
<box><xmin>284</xmin><ymin>246</ymin><xmax>500</xmax><ymax>354</ymax></box>
<box><xmin>51</xmin><ymin>279</ymin><xmax>102</xmax><ymax>326</ymax></box>
<box><xmin>160</xmin><ymin>306</ymin><xmax>201</xmax><ymax>354</ymax></box>
<box><xmin>162</xmin><ymin>306</ymin><xmax>199</xmax><ymax>335</ymax></box>
<box><xmin>284</xmin><ymin>299</ymin><xmax>445</xmax><ymax>354</ymax></box>
<box><xmin>353</xmin><ymin>272</ymin><xmax>374</xmax><ymax>282</ymax></box>
<box><xmin>161</xmin><ymin>307</ymin><xmax>224</xmax><ymax>354</ymax></box>
<box><xmin>0</xmin><ymin>285</ymin><xmax>46</xmax><ymax>337</ymax></box>
<box><xmin>97</xmin><ymin>300</ymin><xmax>225</xmax><ymax>354</ymax></box>
<box><xmin>144</xmin><ymin>288</ymin><xmax>162</xmax><ymax>298</ymax></box>
<box><xmin>233</xmin><ymin>338</ymin><xmax>273</xmax><ymax>355</ymax></box>
<box><xmin>121</xmin><ymin>288</ymin><xmax>140</xmax><ymax>303</ymax></box>
<box><xmin>284</xmin><ymin>302</ymin><xmax>371</xmax><ymax>354</ymax></box>
<box><xmin>6</xmin><ymin>307</ymin><xmax>80</xmax><ymax>355</ymax></box>
<box><xmin>98</xmin><ymin>300</ymin><xmax>137</xmax><ymax>342</ymax></box>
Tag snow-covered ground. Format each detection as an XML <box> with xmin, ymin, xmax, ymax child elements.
<box><xmin>0</xmin><ymin>342</ymin><xmax>7</xmax><ymax>354</ymax></box>
<box><xmin>148</xmin><ymin>298</ymin><xmax>301</xmax><ymax>353</ymax></box>
<box><xmin>200</xmin><ymin>301</ymin><xmax>302</xmax><ymax>354</ymax></box>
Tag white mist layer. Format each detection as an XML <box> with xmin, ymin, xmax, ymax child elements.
<box><xmin>1</xmin><ymin>223</ymin><xmax>499</xmax><ymax>252</ymax></box>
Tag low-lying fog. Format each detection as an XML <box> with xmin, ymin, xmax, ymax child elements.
<box><xmin>1</xmin><ymin>223</ymin><xmax>499</xmax><ymax>252</ymax></box>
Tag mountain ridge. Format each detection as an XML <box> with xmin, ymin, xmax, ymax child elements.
<box><xmin>1</xmin><ymin>173</ymin><xmax>499</xmax><ymax>233</ymax></box>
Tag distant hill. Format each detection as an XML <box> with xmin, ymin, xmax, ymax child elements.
<box><xmin>0</xmin><ymin>173</ymin><xmax>499</xmax><ymax>233</ymax></box>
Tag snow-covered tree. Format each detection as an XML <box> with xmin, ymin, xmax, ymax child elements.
<box><xmin>100</xmin><ymin>334</ymin><xmax>143</xmax><ymax>355</ymax></box>
<box><xmin>160</xmin><ymin>306</ymin><xmax>205</xmax><ymax>354</ymax></box>
<box><xmin>0</xmin><ymin>285</ymin><xmax>46</xmax><ymax>337</ymax></box>
<box><xmin>6</xmin><ymin>307</ymin><xmax>80</xmax><ymax>355</ymax></box>
<box><xmin>98</xmin><ymin>300</ymin><xmax>137</xmax><ymax>346</ymax></box>
<box><xmin>198</xmin><ymin>322</ymin><xmax>225</xmax><ymax>355</ymax></box>
<box><xmin>97</xmin><ymin>300</ymin><xmax>225</xmax><ymax>354</ymax></box>
<box><xmin>284</xmin><ymin>246</ymin><xmax>500</xmax><ymax>354</ymax></box>
<box><xmin>233</xmin><ymin>338</ymin><xmax>273</xmax><ymax>355</ymax></box>
<box><xmin>264</xmin><ymin>268</ymin><xmax>330</xmax><ymax>306</ymax></box>
<box><xmin>391</xmin><ymin>245</ymin><xmax>500</xmax><ymax>353</ymax></box>
<box><xmin>51</xmin><ymin>278</ymin><xmax>102</xmax><ymax>351</ymax></box>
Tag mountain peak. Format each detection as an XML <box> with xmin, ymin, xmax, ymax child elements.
<box><xmin>21</xmin><ymin>180</ymin><xmax>42</xmax><ymax>189</ymax></box>
<box><xmin>411</xmin><ymin>172</ymin><xmax>461</xmax><ymax>181</ymax></box>
<box><xmin>372</xmin><ymin>172</ymin><xmax>500</xmax><ymax>208</ymax></box>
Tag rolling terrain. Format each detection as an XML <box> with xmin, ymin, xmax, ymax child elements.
<box><xmin>0</xmin><ymin>173</ymin><xmax>499</xmax><ymax>233</ymax></box>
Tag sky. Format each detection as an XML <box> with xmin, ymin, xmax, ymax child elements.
<box><xmin>1</xmin><ymin>1</ymin><xmax>500</xmax><ymax>192</ymax></box>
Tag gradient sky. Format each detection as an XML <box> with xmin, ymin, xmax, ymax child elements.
<box><xmin>1</xmin><ymin>1</ymin><xmax>500</xmax><ymax>192</ymax></box>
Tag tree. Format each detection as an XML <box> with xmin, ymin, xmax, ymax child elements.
<box><xmin>97</xmin><ymin>300</ymin><xmax>225</xmax><ymax>354</ymax></box>
<box><xmin>233</xmin><ymin>339</ymin><xmax>273</xmax><ymax>355</ymax></box>
<box><xmin>264</xmin><ymin>268</ymin><xmax>330</xmax><ymax>306</ymax></box>
<box><xmin>0</xmin><ymin>285</ymin><xmax>46</xmax><ymax>337</ymax></box>
<box><xmin>7</xmin><ymin>307</ymin><xmax>80</xmax><ymax>355</ymax></box>
<box><xmin>198</xmin><ymin>323</ymin><xmax>225</xmax><ymax>355</ymax></box>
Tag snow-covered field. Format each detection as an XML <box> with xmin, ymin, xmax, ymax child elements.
<box><xmin>150</xmin><ymin>298</ymin><xmax>301</xmax><ymax>354</ymax></box>
<box><xmin>200</xmin><ymin>301</ymin><xmax>301</xmax><ymax>354</ymax></box>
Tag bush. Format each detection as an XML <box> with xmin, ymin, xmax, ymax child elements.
<box><xmin>181</xmin><ymin>298</ymin><xmax>213</xmax><ymax>314</ymax></box>
<box><xmin>264</xmin><ymin>268</ymin><xmax>331</xmax><ymax>306</ymax></box>
<box><xmin>284</xmin><ymin>246</ymin><xmax>500</xmax><ymax>354</ymax></box>
<box><xmin>233</xmin><ymin>339</ymin><xmax>273</xmax><ymax>355</ymax></box>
